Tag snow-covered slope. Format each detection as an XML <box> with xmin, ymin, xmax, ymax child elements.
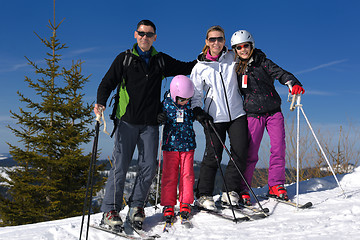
<box><xmin>1</xmin><ymin>167</ymin><xmax>360</xmax><ymax>240</ymax></box>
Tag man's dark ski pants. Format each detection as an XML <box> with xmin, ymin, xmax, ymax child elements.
<box><xmin>101</xmin><ymin>120</ymin><xmax>159</xmax><ymax>212</ymax></box>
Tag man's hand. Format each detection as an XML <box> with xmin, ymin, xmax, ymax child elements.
<box><xmin>94</xmin><ymin>104</ymin><xmax>106</xmax><ymax>116</ymax></box>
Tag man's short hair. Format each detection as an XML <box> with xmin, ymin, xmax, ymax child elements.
<box><xmin>137</xmin><ymin>19</ymin><xmax>156</xmax><ymax>33</ymax></box>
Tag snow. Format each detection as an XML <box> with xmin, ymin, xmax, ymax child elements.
<box><xmin>1</xmin><ymin>167</ymin><xmax>360</xmax><ymax>240</ymax></box>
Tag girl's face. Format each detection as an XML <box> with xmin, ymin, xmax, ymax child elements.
<box><xmin>177</xmin><ymin>97</ymin><xmax>190</xmax><ymax>106</ymax></box>
<box><xmin>205</xmin><ymin>30</ymin><xmax>225</xmax><ymax>56</ymax></box>
<box><xmin>235</xmin><ymin>42</ymin><xmax>252</xmax><ymax>59</ymax></box>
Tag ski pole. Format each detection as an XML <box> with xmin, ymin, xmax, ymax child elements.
<box><xmin>285</xmin><ymin>81</ymin><xmax>346</xmax><ymax>202</ymax></box>
<box><xmin>79</xmin><ymin>112</ymin><xmax>101</xmax><ymax>240</ymax></box>
<box><xmin>154</xmin><ymin>124</ymin><xmax>164</xmax><ymax>211</ymax></box>
<box><xmin>208</xmin><ymin>121</ymin><xmax>268</xmax><ymax>215</ymax></box>
<box><xmin>205</xmin><ymin>121</ymin><xmax>238</xmax><ymax>223</ymax></box>
<box><xmin>286</xmin><ymin>82</ymin><xmax>301</xmax><ymax>208</ymax></box>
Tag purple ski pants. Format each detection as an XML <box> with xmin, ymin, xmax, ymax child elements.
<box><xmin>240</xmin><ymin>112</ymin><xmax>286</xmax><ymax>190</ymax></box>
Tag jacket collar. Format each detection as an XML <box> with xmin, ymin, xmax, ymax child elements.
<box><xmin>131</xmin><ymin>43</ymin><xmax>159</xmax><ymax>57</ymax></box>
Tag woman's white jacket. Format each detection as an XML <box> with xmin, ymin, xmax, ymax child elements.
<box><xmin>190</xmin><ymin>49</ymin><xmax>246</xmax><ymax>123</ymax></box>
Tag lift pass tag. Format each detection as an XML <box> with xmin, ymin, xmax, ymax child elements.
<box><xmin>242</xmin><ymin>75</ymin><xmax>248</xmax><ymax>88</ymax></box>
<box><xmin>176</xmin><ymin>109</ymin><xmax>184</xmax><ymax>123</ymax></box>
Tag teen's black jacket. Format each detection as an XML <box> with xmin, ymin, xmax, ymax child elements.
<box><xmin>239</xmin><ymin>48</ymin><xmax>302</xmax><ymax>117</ymax></box>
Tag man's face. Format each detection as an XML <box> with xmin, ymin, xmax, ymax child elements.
<box><xmin>134</xmin><ymin>25</ymin><xmax>157</xmax><ymax>52</ymax></box>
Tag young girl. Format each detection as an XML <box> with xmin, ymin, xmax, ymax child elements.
<box><xmin>231</xmin><ymin>30</ymin><xmax>305</xmax><ymax>201</ymax></box>
<box><xmin>159</xmin><ymin>75</ymin><xmax>196</xmax><ymax>221</ymax></box>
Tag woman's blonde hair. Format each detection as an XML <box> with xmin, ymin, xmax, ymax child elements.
<box><xmin>202</xmin><ymin>25</ymin><xmax>225</xmax><ymax>55</ymax></box>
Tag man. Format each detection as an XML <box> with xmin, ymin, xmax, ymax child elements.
<box><xmin>94</xmin><ymin>19</ymin><xmax>195</xmax><ymax>231</ymax></box>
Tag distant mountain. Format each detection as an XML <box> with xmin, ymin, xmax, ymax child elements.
<box><xmin>0</xmin><ymin>154</ymin><xmax>16</xmax><ymax>167</ymax></box>
<box><xmin>0</xmin><ymin>153</ymin><xmax>11</xmax><ymax>160</ymax></box>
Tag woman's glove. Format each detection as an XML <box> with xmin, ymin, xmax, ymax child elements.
<box><xmin>193</xmin><ymin>107</ymin><xmax>213</xmax><ymax>127</ymax></box>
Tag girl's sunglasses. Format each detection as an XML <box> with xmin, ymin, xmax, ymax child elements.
<box><xmin>177</xmin><ymin>97</ymin><xmax>191</xmax><ymax>102</ymax></box>
<box><xmin>235</xmin><ymin>43</ymin><xmax>250</xmax><ymax>50</ymax></box>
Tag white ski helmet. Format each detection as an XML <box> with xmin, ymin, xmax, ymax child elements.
<box><xmin>170</xmin><ymin>75</ymin><xmax>194</xmax><ymax>102</ymax></box>
<box><xmin>230</xmin><ymin>30</ymin><xmax>255</xmax><ymax>48</ymax></box>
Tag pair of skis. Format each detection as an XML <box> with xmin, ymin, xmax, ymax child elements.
<box><xmin>213</xmin><ymin>201</ymin><xmax>269</xmax><ymax>221</ymax></box>
<box><xmin>259</xmin><ymin>195</ymin><xmax>313</xmax><ymax>209</ymax></box>
<box><xmin>90</xmin><ymin>220</ymin><xmax>160</xmax><ymax>240</ymax></box>
<box><xmin>194</xmin><ymin>194</ymin><xmax>312</xmax><ymax>223</ymax></box>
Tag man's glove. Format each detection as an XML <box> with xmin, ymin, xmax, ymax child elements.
<box><xmin>291</xmin><ymin>85</ymin><xmax>305</xmax><ymax>95</ymax></box>
<box><xmin>193</xmin><ymin>107</ymin><xmax>213</xmax><ymax>127</ymax></box>
<box><xmin>157</xmin><ymin>112</ymin><xmax>167</xmax><ymax>125</ymax></box>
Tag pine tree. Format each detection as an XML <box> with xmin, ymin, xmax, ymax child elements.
<box><xmin>0</xmin><ymin>7</ymin><xmax>104</xmax><ymax>226</ymax></box>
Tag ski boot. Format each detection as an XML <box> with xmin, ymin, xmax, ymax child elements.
<box><xmin>163</xmin><ymin>206</ymin><xmax>175</xmax><ymax>223</ymax></box>
<box><xmin>196</xmin><ymin>195</ymin><xmax>216</xmax><ymax>210</ymax></box>
<box><xmin>240</xmin><ymin>191</ymin><xmax>251</xmax><ymax>206</ymax></box>
<box><xmin>101</xmin><ymin>210</ymin><xmax>123</xmax><ymax>232</ymax></box>
<box><xmin>179</xmin><ymin>203</ymin><xmax>191</xmax><ymax>219</ymax></box>
<box><xmin>179</xmin><ymin>203</ymin><xmax>193</xmax><ymax>228</ymax></box>
<box><xmin>127</xmin><ymin>207</ymin><xmax>145</xmax><ymax>230</ymax></box>
<box><xmin>268</xmin><ymin>184</ymin><xmax>289</xmax><ymax>200</ymax></box>
<box><xmin>221</xmin><ymin>191</ymin><xmax>240</xmax><ymax>206</ymax></box>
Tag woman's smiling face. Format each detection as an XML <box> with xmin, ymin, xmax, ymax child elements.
<box><xmin>205</xmin><ymin>30</ymin><xmax>225</xmax><ymax>57</ymax></box>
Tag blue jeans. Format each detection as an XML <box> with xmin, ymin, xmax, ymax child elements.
<box><xmin>100</xmin><ymin>120</ymin><xmax>159</xmax><ymax>212</ymax></box>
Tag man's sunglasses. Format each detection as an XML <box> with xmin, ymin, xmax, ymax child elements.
<box><xmin>177</xmin><ymin>97</ymin><xmax>191</xmax><ymax>102</ymax></box>
<box><xmin>208</xmin><ymin>37</ymin><xmax>224</xmax><ymax>43</ymax></box>
<box><xmin>137</xmin><ymin>31</ymin><xmax>155</xmax><ymax>38</ymax></box>
<box><xmin>235</xmin><ymin>43</ymin><xmax>251</xmax><ymax>50</ymax></box>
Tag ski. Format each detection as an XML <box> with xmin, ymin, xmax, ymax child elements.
<box><xmin>179</xmin><ymin>215</ymin><xmax>193</xmax><ymax>229</ymax></box>
<box><xmin>237</xmin><ymin>202</ymin><xmax>270</xmax><ymax>215</ymax></box>
<box><xmin>215</xmin><ymin>202</ymin><xmax>268</xmax><ymax>220</ymax></box>
<box><xmin>123</xmin><ymin>220</ymin><xmax>161</xmax><ymax>239</ymax></box>
<box><xmin>162</xmin><ymin>216</ymin><xmax>176</xmax><ymax>233</ymax></box>
<box><xmin>259</xmin><ymin>195</ymin><xmax>313</xmax><ymax>209</ymax></box>
<box><xmin>233</xmin><ymin>206</ymin><xmax>267</xmax><ymax>220</ymax></box>
<box><xmin>90</xmin><ymin>224</ymin><xmax>141</xmax><ymax>240</ymax></box>
<box><xmin>193</xmin><ymin>205</ymin><xmax>250</xmax><ymax>222</ymax></box>
<box><xmin>162</xmin><ymin>222</ymin><xmax>173</xmax><ymax>233</ymax></box>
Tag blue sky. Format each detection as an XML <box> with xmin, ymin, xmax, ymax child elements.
<box><xmin>1</xmin><ymin>0</ymin><xmax>359</xmax><ymax>162</ymax></box>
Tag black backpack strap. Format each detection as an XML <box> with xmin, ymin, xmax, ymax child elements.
<box><xmin>157</xmin><ymin>53</ymin><xmax>165</xmax><ymax>73</ymax></box>
<box><xmin>123</xmin><ymin>49</ymin><xmax>133</xmax><ymax>72</ymax></box>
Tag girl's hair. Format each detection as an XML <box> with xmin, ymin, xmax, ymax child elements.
<box><xmin>235</xmin><ymin>46</ymin><xmax>254</xmax><ymax>75</ymax></box>
<box><xmin>202</xmin><ymin>25</ymin><xmax>225</xmax><ymax>55</ymax></box>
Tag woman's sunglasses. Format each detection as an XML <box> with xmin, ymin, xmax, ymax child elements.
<box><xmin>235</xmin><ymin>43</ymin><xmax>250</xmax><ymax>50</ymax></box>
<box><xmin>208</xmin><ymin>37</ymin><xmax>224</xmax><ymax>43</ymax></box>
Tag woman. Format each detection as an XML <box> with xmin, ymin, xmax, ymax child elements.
<box><xmin>230</xmin><ymin>30</ymin><xmax>305</xmax><ymax>201</ymax></box>
<box><xmin>191</xmin><ymin>26</ymin><xmax>249</xmax><ymax>210</ymax></box>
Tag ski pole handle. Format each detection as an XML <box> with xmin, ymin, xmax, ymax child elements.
<box><xmin>95</xmin><ymin>105</ymin><xmax>110</xmax><ymax>135</ymax></box>
<box><xmin>285</xmin><ymin>81</ymin><xmax>296</xmax><ymax>111</ymax></box>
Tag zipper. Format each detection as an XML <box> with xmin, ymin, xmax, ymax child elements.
<box><xmin>219</xmin><ymin>72</ymin><xmax>232</xmax><ymax>122</ymax></box>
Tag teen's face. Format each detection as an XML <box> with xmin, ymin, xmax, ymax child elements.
<box><xmin>134</xmin><ymin>25</ymin><xmax>157</xmax><ymax>52</ymax></box>
<box><xmin>235</xmin><ymin>42</ymin><xmax>251</xmax><ymax>59</ymax></box>
<box><xmin>205</xmin><ymin>31</ymin><xmax>225</xmax><ymax>56</ymax></box>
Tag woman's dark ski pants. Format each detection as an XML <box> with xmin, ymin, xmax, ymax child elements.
<box><xmin>196</xmin><ymin>115</ymin><xmax>248</xmax><ymax>197</ymax></box>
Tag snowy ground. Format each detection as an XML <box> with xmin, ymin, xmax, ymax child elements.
<box><xmin>1</xmin><ymin>167</ymin><xmax>360</xmax><ymax>240</ymax></box>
